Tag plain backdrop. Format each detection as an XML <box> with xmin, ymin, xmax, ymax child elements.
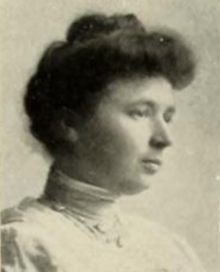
<box><xmin>0</xmin><ymin>1</ymin><xmax>220</xmax><ymax>272</ymax></box>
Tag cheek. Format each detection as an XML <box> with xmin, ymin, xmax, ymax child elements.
<box><xmin>94</xmin><ymin>118</ymin><xmax>147</xmax><ymax>165</ymax></box>
<box><xmin>112</xmin><ymin>117</ymin><xmax>152</xmax><ymax>154</ymax></box>
<box><xmin>95</xmin><ymin>124</ymin><xmax>131</xmax><ymax>161</ymax></box>
<box><xmin>82</xmin><ymin>114</ymin><xmax>151</xmax><ymax>172</ymax></box>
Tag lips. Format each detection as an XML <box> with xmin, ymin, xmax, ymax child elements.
<box><xmin>142</xmin><ymin>158</ymin><xmax>162</xmax><ymax>174</ymax></box>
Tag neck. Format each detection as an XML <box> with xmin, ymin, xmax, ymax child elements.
<box><xmin>42</xmin><ymin>165</ymin><xmax>120</xmax><ymax>224</ymax></box>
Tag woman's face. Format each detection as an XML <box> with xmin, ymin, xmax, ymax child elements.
<box><xmin>58</xmin><ymin>77</ymin><xmax>176</xmax><ymax>195</ymax></box>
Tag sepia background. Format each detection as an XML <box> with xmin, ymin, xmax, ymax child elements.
<box><xmin>0</xmin><ymin>0</ymin><xmax>219</xmax><ymax>271</ymax></box>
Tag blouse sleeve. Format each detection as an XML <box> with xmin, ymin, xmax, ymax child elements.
<box><xmin>1</xmin><ymin>225</ymin><xmax>59</xmax><ymax>272</ymax></box>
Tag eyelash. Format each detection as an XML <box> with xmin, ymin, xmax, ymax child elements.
<box><xmin>130</xmin><ymin>109</ymin><xmax>152</xmax><ymax>119</ymax></box>
<box><xmin>163</xmin><ymin>113</ymin><xmax>174</xmax><ymax>123</ymax></box>
<box><xmin>130</xmin><ymin>109</ymin><xmax>174</xmax><ymax>123</ymax></box>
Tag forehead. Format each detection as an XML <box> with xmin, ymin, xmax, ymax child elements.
<box><xmin>104</xmin><ymin>77</ymin><xmax>175</xmax><ymax>109</ymax></box>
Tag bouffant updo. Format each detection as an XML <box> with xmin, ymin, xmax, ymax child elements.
<box><xmin>24</xmin><ymin>13</ymin><xmax>195</xmax><ymax>155</ymax></box>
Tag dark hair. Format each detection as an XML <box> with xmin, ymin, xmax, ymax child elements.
<box><xmin>24</xmin><ymin>13</ymin><xmax>195</xmax><ymax>155</ymax></box>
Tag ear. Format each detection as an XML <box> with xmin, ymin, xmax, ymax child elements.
<box><xmin>55</xmin><ymin>108</ymin><xmax>82</xmax><ymax>144</ymax></box>
<box><xmin>59</xmin><ymin>120</ymin><xmax>79</xmax><ymax>143</ymax></box>
<box><xmin>66</xmin><ymin>126</ymin><xmax>79</xmax><ymax>143</ymax></box>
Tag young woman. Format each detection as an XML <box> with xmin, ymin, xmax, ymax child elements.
<box><xmin>1</xmin><ymin>13</ymin><xmax>206</xmax><ymax>272</ymax></box>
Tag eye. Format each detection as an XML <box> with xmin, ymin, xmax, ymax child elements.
<box><xmin>130</xmin><ymin>107</ymin><xmax>152</xmax><ymax>119</ymax></box>
<box><xmin>163</xmin><ymin>111</ymin><xmax>175</xmax><ymax>123</ymax></box>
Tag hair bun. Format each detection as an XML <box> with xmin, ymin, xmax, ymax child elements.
<box><xmin>66</xmin><ymin>14</ymin><xmax>112</xmax><ymax>43</ymax></box>
<box><xmin>66</xmin><ymin>13</ymin><xmax>143</xmax><ymax>44</ymax></box>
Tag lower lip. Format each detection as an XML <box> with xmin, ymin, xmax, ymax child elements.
<box><xmin>142</xmin><ymin>162</ymin><xmax>161</xmax><ymax>174</ymax></box>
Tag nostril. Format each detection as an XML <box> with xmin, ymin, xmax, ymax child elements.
<box><xmin>150</xmin><ymin>136</ymin><xmax>172</xmax><ymax>149</ymax></box>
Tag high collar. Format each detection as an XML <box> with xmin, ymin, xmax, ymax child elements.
<box><xmin>42</xmin><ymin>166</ymin><xmax>122</xmax><ymax>232</ymax></box>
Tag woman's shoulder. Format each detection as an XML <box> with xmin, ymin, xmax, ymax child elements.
<box><xmin>1</xmin><ymin>197</ymin><xmax>57</xmax><ymax>234</ymax></box>
<box><xmin>1</xmin><ymin>197</ymin><xmax>86</xmax><ymax>240</ymax></box>
<box><xmin>1</xmin><ymin>197</ymin><xmax>64</xmax><ymax>254</ymax></box>
<box><xmin>121</xmin><ymin>213</ymin><xmax>207</xmax><ymax>272</ymax></box>
<box><xmin>1</xmin><ymin>198</ymin><xmax>87</xmax><ymax>272</ymax></box>
<box><xmin>2</xmin><ymin>197</ymin><xmax>42</xmax><ymax>223</ymax></box>
<box><xmin>1</xmin><ymin>198</ymin><xmax>58</xmax><ymax>271</ymax></box>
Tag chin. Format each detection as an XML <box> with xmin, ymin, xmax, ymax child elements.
<box><xmin>120</xmin><ymin>178</ymin><xmax>151</xmax><ymax>196</ymax></box>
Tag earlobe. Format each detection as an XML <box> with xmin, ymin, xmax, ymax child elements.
<box><xmin>66</xmin><ymin>127</ymin><xmax>79</xmax><ymax>143</ymax></box>
<box><xmin>58</xmin><ymin>119</ymin><xmax>79</xmax><ymax>143</ymax></box>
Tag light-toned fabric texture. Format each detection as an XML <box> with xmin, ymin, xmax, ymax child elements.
<box><xmin>1</xmin><ymin>169</ymin><xmax>206</xmax><ymax>272</ymax></box>
<box><xmin>1</xmin><ymin>198</ymin><xmax>206</xmax><ymax>272</ymax></box>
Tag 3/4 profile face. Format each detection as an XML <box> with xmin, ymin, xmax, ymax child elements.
<box><xmin>60</xmin><ymin>77</ymin><xmax>176</xmax><ymax>195</ymax></box>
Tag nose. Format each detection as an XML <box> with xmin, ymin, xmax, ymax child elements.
<box><xmin>149</xmin><ymin>122</ymin><xmax>172</xmax><ymax>150</ymax></box>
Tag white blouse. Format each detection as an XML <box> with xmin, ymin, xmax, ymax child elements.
<box><xmin>1</xmin><ymin>169</ymin><xmax>206</xmax><ymax>272</ymax></box>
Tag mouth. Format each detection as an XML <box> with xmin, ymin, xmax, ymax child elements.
<box><xmin>142</xmin><ymin>159</ymin><xmax>162</xmax><ymax>174</ymax></box>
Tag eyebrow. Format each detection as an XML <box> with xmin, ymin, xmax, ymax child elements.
<box><xmin>128</xmin><ymin>100</ymin><xmax>176</xmax><ymax>113</ymax></box>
